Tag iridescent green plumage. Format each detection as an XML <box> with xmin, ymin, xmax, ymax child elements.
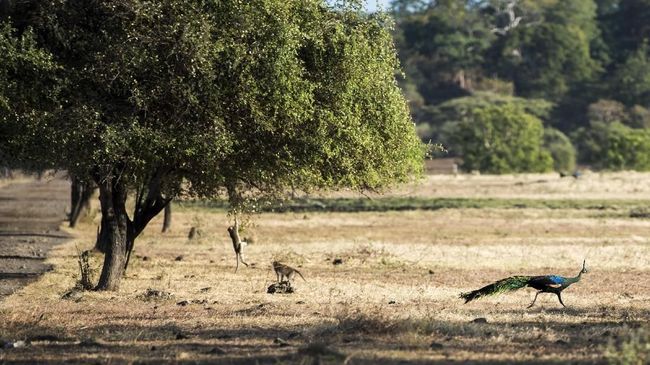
<box><xmin>460</xmin><ymin>275</ymin><xmax>532</xmax><ymax>303</ymax></box>
<box><xmin>460</xmin><ymin>261</ymin><xmax>588</xmax><ymax>307</ymax></box>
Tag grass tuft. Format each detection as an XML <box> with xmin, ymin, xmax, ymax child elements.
<box><xmin>75</xmin><ymin>249</ymin><xmax>95</xmax><ymax>290</ymax></box>
<box><xmin>607</xmin><ymin>328</ymin><xmax>650</xmax><ymax>365</ymax></box>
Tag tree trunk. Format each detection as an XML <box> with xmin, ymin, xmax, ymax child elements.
<box><xmin>70</xmin><ymin>177</ymin><xmax>81</xmax><ymax>223</ymax></box>
<box><xmin>95</xmin><ymin>213</ymin><xmax>111</xmax><ymax>253</ymax></box>
<box><xmin>94</xmin><ymin>167</ymin><xmax>172</xmax><ymax>290</ymax></box>
<box><xmin>162</xmin><ymin>202</ymin><xmax>172</xmax><ymax>233</ymax></box>
<box><xmin>69</xmin><ymin>178</ymin><xmax>95</xmax><ymax>228</ymax></box>
<box><xmin>95</xmin><ymin>178</ymin><xmax>131</xmax><ymax>291</ymax></box>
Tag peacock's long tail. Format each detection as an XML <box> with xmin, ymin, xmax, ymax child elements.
<box><xmin>460</xmin><ymin>276</ymin><xmax>532</xmax><ymax>303</ymax></box>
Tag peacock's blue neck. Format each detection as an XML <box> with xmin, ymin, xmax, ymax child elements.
<box><xmin>564</xmin><ymin>270</ymin><xmax>583</xmax><ymax>285</ymax></box>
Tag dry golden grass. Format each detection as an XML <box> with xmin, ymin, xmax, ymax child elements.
<box><xmin>326</xmin><ymin>170</ymin><xmax>650</xmax><ymax>200</ymax></box>
<box><xmin>1</xmin><ymin>173</ymin><xmax>649</xmax><ymax>364</ymax></box>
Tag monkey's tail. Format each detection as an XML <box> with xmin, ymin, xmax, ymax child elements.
<box><xmin>296</xmin><ymin>270</ymin><xmax>306</xmax><ymax>282</ymax></box>
<box><xmin>239</xmin><ymin>253</ymin><xmax>249</xmax><ymax>267</ymax></box>
<box><xmin>234</xmin><ymin>253</ymin><xmax>249</xmax><ymax>273</ymax></box>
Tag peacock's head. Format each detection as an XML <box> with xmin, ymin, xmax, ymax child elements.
<box><xmin>581</xmin><ymin>260</ymin><xmax>588</xmax><ymax>274</ymax></box>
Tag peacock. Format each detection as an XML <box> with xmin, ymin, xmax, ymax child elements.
<box><xmin>460</xmin><ymin>260</ymin><xmax>588</xmax><ymax>308</ymax></box>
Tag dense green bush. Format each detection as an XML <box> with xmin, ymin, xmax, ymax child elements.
<box><xmin>574</xmin><ymin>122</ymin><xmax>650</xmax><ymax>170</ymax></box>
<box><xmin>418</xmin><ymin>93</ymin><xmax>553</xmax><ymax>154</ymax></box>
<box><xmin>450</xmin><ymin>104</ymin><xmax>553</xmax><ymax>173</ymax></box>
<box><xmin>543</xmin><ymin>128</ymin><xmax>576</xmax><ymax>172</ymax></box>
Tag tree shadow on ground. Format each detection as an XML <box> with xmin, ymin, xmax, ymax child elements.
<box><xmin>2</xmin><ymin>307</ymin><xmax>644</xmax><ymax>365</ymax></box>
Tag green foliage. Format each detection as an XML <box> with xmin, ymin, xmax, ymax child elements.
<box><xmin>588</xmin><ymin>99</ymin><xmax>629</xmax><ymax>124</ymax></box>
<box><xmin>587</xmin><ymin>99</ymin><xmax>650</xmax><ymax>128</ymax></box>
<box><xmin>612</xmin><ymin>43</ymin><xmax>650</xmax><ymax>107</ymax></box>
<box><xmin>2</xmin><ymin>0</ymin><xmax>423</xmax><ymax>203</ymax></box>
<box><xmin>447</xmin><ymin>104</ymin><xmax>554</xmax><ymax>173</ymax></box>
<box><xmin>393</xmin><ymin>0</ymin><xmax>494</xmax><ymax>104</ymax></box>
<box><xmin>472</xmin><ymin>77</ymin><xmax>514</xmax><ymax>95</ymax></box>
<box><xmin>433</xmin><ymin>92</ymin><xmax>554</xmax><ymax>121</ymax></box>
<box><xmin>628</xmin><ymin>106</ymin><xmax>650</xmax><ymax>129</ymax></box>
<box><xmin>482</xmin><ymin>0</ymin><xmax>602</xmax><ymax>102</ymax></box>
<box><xmin>0</xmin><ymin>22</ymin><xmax>59</xmax><ymax>167</ymax></box>
<box><xmin>546</xmin><ymin>0</ymin><xmax>600</xmax><ymax>41</ymax></box>
<box><xmin>574</xmin><ymin>122</ymin><xmax>650</xmax><ymax>170</ymax></box>
<box><xmin>417</xmin><ymin>92</ymin><xmax>552</xmax><ymax>152</ymax></box>
<box><xmin>605</xmin><ymin>0</ymin><xmax>650</xmax><ymax>58</ymax></box>
<box><xmin>543</xmin><ymin>127</ymin><xmax>577</xmax><ymax>172</ymax></box>
<box><xmin>495</xmin><ymin>22</ymin><xmax>600</xmax><ymax>101</ymax></box>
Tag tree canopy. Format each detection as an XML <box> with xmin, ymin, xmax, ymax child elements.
<box><xmin>0</xmin><ymin>22</ymin><xmax>58</xmax><ymax>167</ymax></box>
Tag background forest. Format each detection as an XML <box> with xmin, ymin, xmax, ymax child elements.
<box><xmin>390</xmin><ymin>0</ymin><xmax>650</xmax><ymax>173</ymax></box>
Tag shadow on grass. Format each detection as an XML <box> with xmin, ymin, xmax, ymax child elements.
<box><xmin>3</xmin><ymin>307</ymin><xmax>646</xmax><ymax>364</ymax></box>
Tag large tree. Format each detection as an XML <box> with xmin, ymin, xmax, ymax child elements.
<box><xmin>1</xmin><ymin>0</ymin><xmax>423</xmax><ymax>290</ymax></box>
<box><xmin>393</xmin><ymin>0</ymin><xmax>494</xmax><ymax>104</ymax></box>
<box><xmin>493</xmin><ymin>22</ymin><xmax>600</xmax><ymax>101</ymax></box>
<box><xmin>612</xmin><ymin>43</ymin><xmax>650</xmax><ymax>108</ymax></box>
<box><xmin>606</xmin><ymin>0</ymin><xmax>650</xmax><ymax>58</ymax></box>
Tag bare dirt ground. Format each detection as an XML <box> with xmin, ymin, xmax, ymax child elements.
<box><xmin>1</xmin><ymin>173</ymin><xmax>649</xmax><ymax>364</ymax></box>
<box><xmin>0</xmin><ymin>176</ymin><xmax>70</xmax><ymax>300</ymax></box>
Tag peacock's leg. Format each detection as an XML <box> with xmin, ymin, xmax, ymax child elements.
<box><xmin>527</xmin><ymin>291</ymin><xmax>541</xmax><ymax>308</ymax></box>
<box><xmin>556</xmin><ymin>292</ymin><xmax>566</xmax><ymax>307</ymax></box>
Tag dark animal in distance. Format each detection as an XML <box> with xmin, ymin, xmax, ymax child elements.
<box><xmin>460</xmin><ymin>260</ymin><xmax>588</xmax><ymax>308</ymax></box>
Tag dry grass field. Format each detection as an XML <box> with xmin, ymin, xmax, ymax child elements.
<box><xmin>1</xmin><ymin>172</ymin><xmax>649</xmax><ymax>364</ymax></box>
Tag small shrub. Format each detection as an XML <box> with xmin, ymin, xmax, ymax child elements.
<box><xmin>629</xmin><ymin>208</ymin><xmax>650</xmax><ymax>218</ymax></box>
<box><xmin>76</xmin><ymin>249</ymin><xmax>94</xmax><ymax>290</ymax></box>
<box><xmin>543</xmin><ymin>127</ymin><xmax>576</xmax><ymax>172</ymax></box>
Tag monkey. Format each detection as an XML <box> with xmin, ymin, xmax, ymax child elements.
<box><xmin>227</xmin><ymin>216</ymin><xmax>248</xmax><ymax>273</ymax></box>
<box><xmin>272</xmin><ymin>261</ymin><xmax>306</xmax><ymax>284</ymax></box>
<box><xmin>188</xmin><ymin>226</ymin><xmax>202</xmax><ymax>240</ymax></box>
